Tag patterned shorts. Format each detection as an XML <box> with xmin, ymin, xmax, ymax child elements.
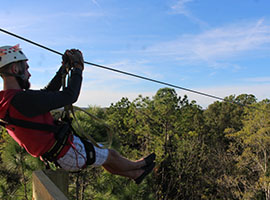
<box><xmin>57</xmin><ymin>135</ymin><xmax>109</xmax><ymax>171</ymax></box>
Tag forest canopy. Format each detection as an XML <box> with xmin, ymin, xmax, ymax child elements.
<box><xmin>0</xmin><ymin>87</ymin><xmax>269</xmax><ymax>200</ymax></box>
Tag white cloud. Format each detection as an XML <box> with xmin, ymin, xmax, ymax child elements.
<box><xmin>75</xmin><ymin>88</ymin><xmax>155</xmax><ymax>107</ymax></box>
<box><xmin>74</xmin><ymin>83</ymin><xmax>270</xmax><ymax>109</ymax></box>
<box><xmin>171</xmin><ymin>0</ymin><xmax>194</xmax><ymax>15</ymax></box>
<box><xmin>170</xmin><ymin>0</ymin><xmax>208</xmax><ymax>27</ymax></box>
<box><xmin>47</xmin><ymin>11</ymin><xmax>104</xmax><ymax>18</ymax></box>
<box><xmin>82</xmin><ymin>59</ymin><xmax>162</xmax><ymax>88</ymax></box>
<box><xmin>185</xmin><ymin>84</ymin><xmax>270</xmax><ymax>108</ymax></box>
<box><xmin>0</xmin><ymin>9</ymin><xmax>104</xmax><ymax>34</ymax></box>
<box><xmin>243</xmin><ymin>76</ymin><xmax>270</xmax><ymax>83</ymax></box>
<box><xmin>0</xmin><ymin>14</ymin><xmax>40</xmax><ymax>33</ymax></box>
<box><xmin>146</xmin><ymin>19</ymin><xmax>270</xmax><ymax>68</ymax></box>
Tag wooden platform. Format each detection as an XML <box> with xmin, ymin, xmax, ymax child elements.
<box><xmin>32</xmin><ymin>169</ymin><xmax>69</xmax><ymax>200</ymax></box>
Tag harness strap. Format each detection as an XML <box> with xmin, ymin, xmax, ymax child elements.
<box><xmin>71</xmin><ymin>106</ymin><xmax>113</xmax><ymax>148</ymax></box>
<box><xmin>3</xmin><ymin>110</ymin><xmax>59</xmax><ymax>132</ymax></box>
<box><xmin>80</xmin><ymin>138</ymin><xmax>96</xmax><ymax>165</ymax></box>
<box><xmin>0</xmin><ymin>119</ymin><xmax>8</xmax><ymax>127</ymax></box>
<box><xmin>1</xmin><ymin>109</ymin><xmax>97</xmax><ymax>167</ymax></box>
<box><xmin>69</xmin><ymin>124</ymin><xmax>96</xmax><ymax>165</ymax></box>
<box><xmin>1</xmin><ymin>110</ymin><xmax>70</xmax><ymax>163</ymax></box>
<box><xmin>42</xmin><ymin>123</ymin><xmax>70</xmax><ymax>162</ymax></box>
<box><xmin>61</xmin><ymin>64</ymin><xmax>113</xmax><ymax>149</ymax></box>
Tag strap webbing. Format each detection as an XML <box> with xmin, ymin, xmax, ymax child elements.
<box><xmin>72</xmin><ymin>106</ymin><xmax>113</xmax><ymax>148</ymax></box>
<box><xmin>2</xmin><ymin>110</ymin><xmax>59</xmax><ymax>133</ymax></box>
<box><xmin>61</xmin><ymin>67</ymin><xmax>112</xmax><ymax>149</ymax></box>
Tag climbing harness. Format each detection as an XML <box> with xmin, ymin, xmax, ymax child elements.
<box><xmin>0</xmin><ymin>110</ymin><xmax>71</xmax><ymax>166</ymax></box>
<box><xmin>0</xmin><ymin>51</ymin><xmax>113</xmax><ymax>168</ymax></box>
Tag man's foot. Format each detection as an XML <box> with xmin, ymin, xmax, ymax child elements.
<box><xmin>134</xmin><ymin>162</ymin><xmax>155</xmax><ymax>184</ymax></box>
<box><xmin>143</xmin><ymin>153</ymin><xmax>156</xmax><ymax>167</ymax></box>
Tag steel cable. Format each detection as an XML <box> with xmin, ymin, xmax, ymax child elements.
<box><xmin>1</xmin><ymin>27</ymin><xmax>267</xmax><ymax>112</ymax></box>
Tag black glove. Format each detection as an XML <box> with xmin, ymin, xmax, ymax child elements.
<box><xmin>62</xmin><ymin>49</ymin><xmax>84</xmax><ymax>71</ymax></box>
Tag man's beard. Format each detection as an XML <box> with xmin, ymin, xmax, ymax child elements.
<box><xmin>16</xmin><ymin>77</ymin><xmax>30</xmax><ymax>90</ymax></box>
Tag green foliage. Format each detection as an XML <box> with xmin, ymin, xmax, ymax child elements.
<box><xmin>1</xmin><ymin>88</ymin><xmax>269</xmax><ymax>199</ymax></box>
<box><xmin>223</xmin><ymin>101</ymin><xmax>270</xmax><ymax>199</ymax></box>
<box><xmin>0</xmin><ymin>129</ymin><xmax>43</xmax><ymax>200</ymax></box>
<box><xmin>73</xmin><ymin>106</ymin><xmax>108</xmax><ymax>144</ymax></box>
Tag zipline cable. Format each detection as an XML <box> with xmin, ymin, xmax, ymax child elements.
<box><xmin>0</xmin><ymin>28</ymin><xmax>228</xmax><ymax>102</ymax></box>
<box><xmin>3</xmin><ymin>28</ymin><xmax>270</xmax><ymax>114</ymax></box>
<box><xmin>2</xmin><ymin>29</ymin><xmax>270</xmax><ymax>117</ymax></box>
<box><xmin>3</xmin><ymin>27</ymin><xmax>268</xmax><ymax>113</ymax></box>
<box><xmin>0</xmin><ymin>28</ymin><xmax>63</xmax><ymax>56</ymax></box>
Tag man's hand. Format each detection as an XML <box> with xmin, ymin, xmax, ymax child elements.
<box><xmin>62</xmin><ymin>49</ymin><xmax>84</xmax><ymax>71</ymax></box>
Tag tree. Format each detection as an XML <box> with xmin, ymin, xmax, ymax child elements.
<box><xmin>224</xmin><ymin>100</ymin><xmax>270</xmax><ymax>199</ymax></box>
<box><xmin>199</xmin><ymin>94</ymin><xmax>257</xmax><ymax>198</ymax></box>
<box><xmin>204</xmin><ymin>94</ymin><xmax>256</xmax><ymax>147</ymax></box>
<box><xmin>0</xmin><ymin>129</ymin><xmax>43</xmax><ymax>200</ymax></box>
<box><xmin>139</xmin><ymin>88</ymin><xmax>207</xmax><ymax>199</ymax></box>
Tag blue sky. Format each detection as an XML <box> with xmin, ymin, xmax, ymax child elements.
<box><xmin>1</xmin><ymin>0</ymin><xmax>270</xmax><ymax>108</ymax></box>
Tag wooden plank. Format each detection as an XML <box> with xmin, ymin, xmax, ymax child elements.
<box><xmin>44</xmin><ymin>169</ymin><xmax>69</xmax><ymax>197</ymax></box>
<box><xmin>32</xmin><ymin>170</ymin><xmax>69</xmax><ymax>200</ymax></box>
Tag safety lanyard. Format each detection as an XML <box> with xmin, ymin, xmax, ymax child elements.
<box><xmin>61</xmin><ymin>66</ymin><xmax>112</xmax><ymax>148</ymax></box>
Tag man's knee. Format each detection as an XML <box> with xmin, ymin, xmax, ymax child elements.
<box><xmin>103</xmin><ymin>149</ymin><xmax>118</xmax><ymax>165</ymax></box>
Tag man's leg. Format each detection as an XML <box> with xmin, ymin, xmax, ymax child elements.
<box><xmin>102</xmin><ymin>149</ymin><xmax>145</xmax><ymax>179</ymax></box>
<box><xmin>88</xmin><ymin>143</ymin><xmax>156</xmax><ymax>184</ymax></box>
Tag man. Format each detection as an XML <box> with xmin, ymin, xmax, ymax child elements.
<box><xmin>0</xmin><ymin>44</ymin><xmax>155</xmax><ymax>184</ymax></box>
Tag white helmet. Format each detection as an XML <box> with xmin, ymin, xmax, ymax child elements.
<box><xmin>0</xmin><ymin>44</ymin><xmax>28</xmax><ymax>68</ymax></box>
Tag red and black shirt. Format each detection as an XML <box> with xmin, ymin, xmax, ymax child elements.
<box><xmin>0</xmin><ymin>67</ymin><xmax>82</xmax><ymax>158</ymax></box>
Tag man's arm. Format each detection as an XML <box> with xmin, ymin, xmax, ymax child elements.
<box><xmin>43</xmin><ymin>48</ymin><xmax>84</xmax><ymax>92</ymax></box>
<box><xmin>42</xmin><ymin>66</ymin><xmax>64</xmax><ymax>92</ymax></box>
<box><xmin>11</xmin><ymin>68</ymin><xmax>83</xmax><ymax>118</ymax></box>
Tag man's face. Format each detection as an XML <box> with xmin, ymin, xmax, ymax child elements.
<box><xmin>22</xmin><ymin>61</ymin><xmax>31</xmax><ymax>80</ymax></box>
<box><xmin>18</xmin><ymin>60</ymin><xmax>31</xmax><ymax>90</ymax></box>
